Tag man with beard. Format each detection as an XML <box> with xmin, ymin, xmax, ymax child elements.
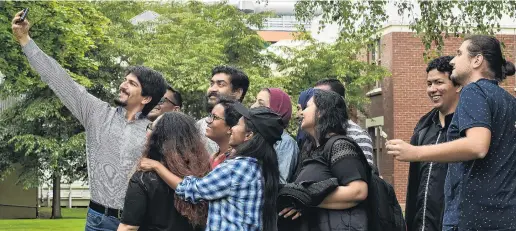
<box><xmin>197</xmin><ymin>66</ymin><xmax>250</xmax><ymax>155</ymax></box>
<box><xmin>12</xmin><ymin>12</ymin><xmax>167</xmax><ymax>231</ymax></box>
<box><xmin>405</xmin><ymin>56</ymin><xmax>460</xmax><ymax>231</ymax></box>
<box><xmin>387</xmin><ymin>35</ymin><xmax>516</xmax><ymax>230</ymax></box>
<box><xmin>147</xmin><ymin>85</ymin><xmax>182</xmax><ymax>122</ymax></box>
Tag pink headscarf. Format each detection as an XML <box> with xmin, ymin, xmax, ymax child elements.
<box><xmin>267</xmin><ymin>88</ymin><xmax>292</xmax><ymax>127</ymax></box>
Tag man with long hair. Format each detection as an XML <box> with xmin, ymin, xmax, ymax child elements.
<box><xmin>387</xmin><ymin>35</ymin><xmax>516</xmax><ymax>230</ymax></box>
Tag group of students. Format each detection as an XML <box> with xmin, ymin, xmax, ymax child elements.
<box><xmin>11</xmin><ymin>10</ymin><xmax>516</xmax><ymax>231</ymax></box>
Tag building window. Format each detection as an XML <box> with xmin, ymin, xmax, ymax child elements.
<box><xmin>368</xmin><ymin>39</ymin><xmax>382</xmax><ymax>89</ymax></box>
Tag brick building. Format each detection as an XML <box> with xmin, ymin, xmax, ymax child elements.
<box><xmin>365</xmin><ymin>25</ymin><xmax>516</xmax><ymax>206</ymax></box>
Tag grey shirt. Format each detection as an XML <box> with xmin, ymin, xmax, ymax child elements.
<box><xmin>23</xmin><ymin>40</ymin><xmax>148</xmax><ymax>210</ymax></box>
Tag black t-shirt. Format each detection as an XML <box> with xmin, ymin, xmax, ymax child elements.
<box><xmin>121</xmin><ymin>171</ymin><xmax>204</xmax><ymax>231</ymax></box>
<box><xmin>296</xmin><ymin>139</ymin><xmax>368</xmax><ymax>185</ymax></box>
<box><xmin>294</xmin><ymin>138</ymin><xmax>369</xmax><ymax>230</ymax></box>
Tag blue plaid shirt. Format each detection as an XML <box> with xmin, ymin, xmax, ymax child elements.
<box><xmin>176</xmin><ymin>156</ymin><xmax>263</xmax><ymax>231</ymax></box>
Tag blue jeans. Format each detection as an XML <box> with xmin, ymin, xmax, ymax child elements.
<box><xmin>85</xmin><ymin>208</ymin><xmax>121</xmax><ymax>231</ymax></box>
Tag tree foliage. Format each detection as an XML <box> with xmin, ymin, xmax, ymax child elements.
<box><xmin>293</xmin><ymin>0</ymin><xmax>516</xmax><ymax>58</ymax></box>
<box><xmin>395</xmin><ymin>1</ymin><xmax>516</xmax><ymax>57</ymax></box>
<box><xmin>101</xmin><ymin>1</ymin><xmax>276</xmax><ymax>118</ymax></box>
<box><xmin>0</xmin><ymin>1</ymin><xmax>111</xmax><ymax>188</ymax></box>
<box><xmin>273</xmin><ymin>36</ymin><xmax>388</xmax><ymax>114</ymax></box>
<box><xmin>295</xmin><ymin>1</ymin><xmax>388</xmax><ymax>45</ymax></box>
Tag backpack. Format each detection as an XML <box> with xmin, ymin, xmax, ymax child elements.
<box><xmin>323</xmin><ymin>135</ymin><xmax>406</xmax><ymax>231</ymax></box>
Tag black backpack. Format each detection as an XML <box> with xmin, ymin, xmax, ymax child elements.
<box><xmin>323</xmin><ymin>135</ymin><xmax>406</xmax><ymax>231</ymax></box>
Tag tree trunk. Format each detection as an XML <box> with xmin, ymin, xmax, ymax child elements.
<box><xmin>68</xmin><ymin>183</ymin><xmax>73</xmax><ymax>208</ymax></box>
<box><xmin>51</xmin><ymin>172</ymin><xmax>62</xmax><ymax>219</ymax></box>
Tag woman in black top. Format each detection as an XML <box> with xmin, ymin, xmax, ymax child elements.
<box><xmin>117</xmin><ymin>112</ymin><xmax>210</xmax><ymax>231</ymax></box>
<box><xmin>279</xmin><ymin>90</ymin><xmax>370</xmax><ymax>231</ymax></box>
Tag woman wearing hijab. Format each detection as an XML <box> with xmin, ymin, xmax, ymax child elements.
<box><xmin>252</xmin><ymin>88</ymin><xmax>299</xmax><ymax>184</ymax></box>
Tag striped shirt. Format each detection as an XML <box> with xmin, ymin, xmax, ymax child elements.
<box><xmin>22</xmin><ymin>40</ymin><xmax>148</xmax><ymax>210</ymax></box>
<box><xmin>347</xmin><ymin>120</ymin><xmax>375</xmax><ymax>167</ymax></box>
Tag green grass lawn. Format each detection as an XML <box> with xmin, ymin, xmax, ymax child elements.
<box><xmin>0</xmin><ymin>207</ymin><xmax>87</xmax><ymax>231</ymax></box>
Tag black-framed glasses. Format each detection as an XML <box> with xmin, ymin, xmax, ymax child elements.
<box><xmin>206</xmin><ymin>113</ymin><xmax>224</xmax><ymax>123</ymax></box>
<box><xmin>146</xmin><ymin>123</ymin><xmax>153</xmax><ymax>132</ymax></box>
<box><xmin>158</xmin><ymin>97</ymin><xmax>176</xmax><ymax>106</ymax></box>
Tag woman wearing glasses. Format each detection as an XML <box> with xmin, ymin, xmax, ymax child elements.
<box><xmin>204</xmin><ymin>97</ymin><xmax>241</xmax><ymax>168</ymax></box>
<box><xmin>139</xmin><ymin>104</ymin><xmax>284</xmax><ymax>231</ymax></box>
<box><xmin>117</xmin><ymin>112</ymin><xmax>210</xmax><ymax>231</ymax></box>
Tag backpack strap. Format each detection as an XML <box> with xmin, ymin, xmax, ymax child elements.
<box><xmin>322</xmin><ymin>135</ymin><xmax>371</xmax><ymax>173</ymax></box>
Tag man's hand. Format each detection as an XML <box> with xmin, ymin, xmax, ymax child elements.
<box><xmin>139</xmin><ymin>157</ymin><xmax>161</xmax><ymax>172</ymax></box>
<box><xmin>386</xmin><ymin>139</ymin><xmax>420</xmax><ymax>162</ymax></box>
<box><xmin>11</xmin><ymin>10</ymin><xmax>31</xmax><ymax>46</ymax></box>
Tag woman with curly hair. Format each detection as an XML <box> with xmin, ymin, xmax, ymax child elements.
<box><xmin>117</xmin><ymin>112</ymin><xmax>210</xmax><ymax>231</ymax></box>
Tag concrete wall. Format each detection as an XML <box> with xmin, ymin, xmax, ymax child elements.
<box><xmin>0</xmin><ymin>165</ymin><xmax>37</xmax><ymax>219</ymax></box>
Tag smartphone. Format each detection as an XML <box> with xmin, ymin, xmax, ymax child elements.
<box><xmin>17</xmin><ymin>8</ymin><xmax>29</xmax><ymax>23</ymax></box>
<box><xmin>380</xmin><ymin>130</ymin><xmax>388</xmax><ymax>140</ymax></box>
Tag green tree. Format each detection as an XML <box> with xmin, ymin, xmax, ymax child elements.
<box><xmin>102</xmin><ymin>1</ymin><xmax>276</xmax><ymax>118</ymax></box>
<box><xmin>267</xmin><ymin>34</ymin><xmax>389</xmax><ymax>134</ymax></box>
<box><xmin>294</xmin><ymin>1</ymin><xmax>516</xmax><ymax>58</ymax></box>
<box><xmin>0</xmin><ymin>1</ymin><xmax>111</xmax><ymax>218</ymax></box>
<box><xmin>270</xmin><ymin>0</ymin><xmax>516</xmax><ymax>133</ymax></box>
<box><xmin>396</xmin><ymin>1</ymin><xmax>516</xmax><ymax>57</ymax></box>
<box><xmin>0</xmin><ymin>2</ymin><xmax>283</xmax><ymax>220</ymax></box>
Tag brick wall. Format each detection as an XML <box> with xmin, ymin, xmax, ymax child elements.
<box><xmin>379</xmin><ymin>33</ymin><xmax>395</xmax><ymax>186</ymax></box>
<box><xmin>380</xmin><ymin>32</ymin><xmax>516</xmax><ymax>204</ymax></box>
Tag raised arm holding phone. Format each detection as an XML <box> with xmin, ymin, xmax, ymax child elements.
<box><xmin>12</xmin><ymin>10</ymin><xmax>168</xmax><ymax>231</ymax></box>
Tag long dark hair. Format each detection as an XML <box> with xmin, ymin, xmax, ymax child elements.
<box><xmin>301</xmin><ymin>90</ymin><xmax>349</xmax><ymax>160</ymax></box>
<box><xmin>234</xmin><ymin>118</ymin><xmax>279</xmax><ymax>231</ymax></box>
<box><xmin>465</xmin><ymin>35</ymin><xmax>516</xmax><ymax>82</ymax></box>
<box><xmin>143</xmin><ymin>112</ymin><xmax>210</xmax><ymax>227</ymax></box>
